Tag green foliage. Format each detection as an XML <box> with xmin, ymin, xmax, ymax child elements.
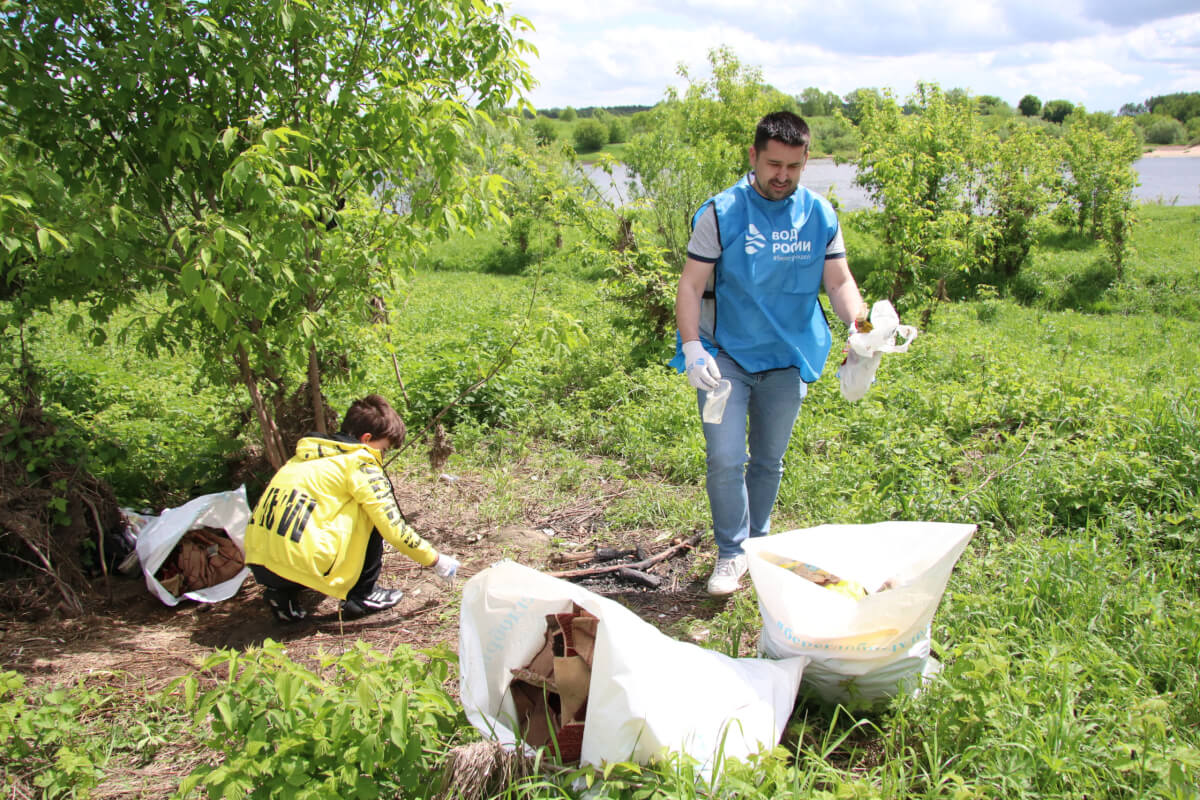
<box><xmin>807</xmin><ymin>115</ymin><xmax>860</xmax><ymax>159</ymax></box>
<box><xmin>1042</xmin><ymin>99</ymin><xmax>1076</xmax><ymax>123</ymax></box>
<box><xmin>798</xmin><ymin>86</ymin><xmax>843</xmax><ymax>117</ymax></box>
<box><xmin>1147</xmin><ymin>91</ymin><xmax>1200</xmax><ymax>123</ymax></box>
<box><xmin>0</xmin><ymin>0</ymin><xmax>534</xmax><ymax>468</ymax></box>
<box><xmin>607</xmin><ymin>118</ymin><xmax>630</xmax><ymax>145</ymax></box>
<box><xmin>854</xmin><ymin>83</ymin><xmax>981</xmax><ymax>315</ymax></box>
<box><xmin>6</xmin><ymin>208</ymin><xmax>1200</xmax><ymax>799</ymax></box>
<box><xmin>573</xmin><ymin>119</ymin><xmax>610</xmax><ymax>153</ymax></box>
<box><xmin>531</xmin><ymin>116</ymin><xmax>558</xmax><ymax>145</ymax></box>
<box><xmin>1</xmin><ymin>670</ymin><xmax>191</xmax><ymax>798</ymax></box>
<box><xmin>624</xmin><ymin>47</ymin><xmax>786</xmax><ymax>270</ymax></box>
<box><xmin>1143</xmin><ymin>115</ymin><xmax>1188</xmax><ymax>145</ymax></box>
<box><xmin>972</xmin><ymin>125</ymin><xmax>1063</xmax><ymax>280</ymax></box>
<box><xmin>559</xmin><ymin>106</ymin><xmax>578</xmax><ymax>123</ymax></box>
<box><xmin>975</xmin><ymin>94</ymin><xmax>1013</xmax><ymax>116</ymax></box>
<box><xmin>842</xmin><ymin>88</ymin><xmax>884</xmax><ymax>125</ymax></box>
<box><xmin>1059</xmin><ymin>109</ymin><xmax>1140</xmax><ymax>273</ymax></box>
<box><xmin>1018</xmin><ymin>94</ymin><xmax>1042</xmax><ymax>117</ymax></box>
<box><xmin>0</xmin><ymin>672</ymin><xmax>103</xmax><ymax>797</ymax></box>
<box><xmin>175</xmin><ymin>641</ymin><xmax>463</xmax><ymax>799</ymax></box>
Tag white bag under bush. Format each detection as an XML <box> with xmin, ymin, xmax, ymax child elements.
<box><xmin>459</xmin><ymin>561</ymin><xmax>807</xmax><ymax>774</ymax></box>
<box><xmin>136</xmin><ymin>487</ymin><xmax>252</xmax><ymax>607</ymax></box>
<box><xmin>745</xmin><ymin>521</ymin><xmax>975</xmax><ymax>706</ymax></box>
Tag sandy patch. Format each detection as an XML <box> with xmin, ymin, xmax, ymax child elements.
<box><xmin>1140</xmin><ymin>145</ymin><xmax>1200</xmax><ymax>158</ymax></box>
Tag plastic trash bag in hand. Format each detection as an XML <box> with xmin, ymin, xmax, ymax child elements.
<box><xmin>837</xmin><ymin>300</ymin><xmax>918</xmax><ymax>402</ymax></box>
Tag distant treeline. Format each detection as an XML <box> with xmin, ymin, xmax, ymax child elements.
<box><xmin>1120</xmin><ymin>92</ymin><xmax>1200</xmax><ymax>123</ymax></box>
<box><xmin>532</xmin><ymin>105</ymin><xmax>652</xmax><ymax>119</ymax></box>
<box><xmin>530</xmin><ymin>91</ymin><xmax>1200</xmax><ymax>126</ymax></box>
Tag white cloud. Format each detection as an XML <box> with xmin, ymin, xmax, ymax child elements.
<box><xmin>506</xmin><ymin>2</ymin><xmax>1200</xmax><ymax>112</ymax></box>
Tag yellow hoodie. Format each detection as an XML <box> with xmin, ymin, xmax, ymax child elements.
<box><xmin>244</xmin><ymin>436</ymin><xmax>438</xmax><ymax>599</ymax></box>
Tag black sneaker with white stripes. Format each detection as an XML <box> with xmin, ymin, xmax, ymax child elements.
<box><xmin>341</xmin><ymin>587</ymin><xmax>403</xmax><ymax>619</ymax></box>
<box><xmin>264</xmin><ymin>589</ymin><xmax>307</xmax><ymax>624</ymax></box>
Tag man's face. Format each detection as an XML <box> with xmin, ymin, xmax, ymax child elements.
<box><xmin>749</xmin><ymin>139</ymin><xmax>808</xmax><ymax>201</ymax></box>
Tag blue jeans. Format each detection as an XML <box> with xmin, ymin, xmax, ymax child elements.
<box><xmin>698</xmin><ymin>351</ymin><xmax>807</xmax><ymax>559</ymax></box>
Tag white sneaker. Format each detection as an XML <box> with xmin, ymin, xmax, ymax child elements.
<box><xmin>706</xmin><ymin>554</ymin><xmax>748</xmax><ymax>596</ymax></box>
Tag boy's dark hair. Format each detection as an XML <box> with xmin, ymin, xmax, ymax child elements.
<box><xmin>340</xmin><ymin>394</ymin><xmax>406</xmax><ymax>445</ymax></box>
<box><xmin>754</xmin><ymin>111</ymin><xmax>811</xmax><ymax>151</ymax></box>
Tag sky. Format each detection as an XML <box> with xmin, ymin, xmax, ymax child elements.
<box><xmin>502</xmin><ymin>1</ymin><xmax>1200</xmax><ymax>114</ymax></box>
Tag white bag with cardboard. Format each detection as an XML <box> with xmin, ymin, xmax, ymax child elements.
<box><xmin>136</xmin><ymin>487</ymin><xmax>252</xmax><ymax>607</ymax></box>
<box><xmin>459</xmin><ymin>561</ymin><xmax>807</xmax><ymax>773</ymax></box>
<box><xmin>745</xmin><ymin>522</ymin><xmax>975</xmax><ymax>706</ymax></box>
<box><xmin>837</xmin><ymin>299</ymin><xmax>919</xmax><ymax>402</ymax></box>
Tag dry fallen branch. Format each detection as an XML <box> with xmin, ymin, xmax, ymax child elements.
<box><xmin>548</xmin><ymin>532</ymin><xmax>703</xmax><ymax>581</ymax></box>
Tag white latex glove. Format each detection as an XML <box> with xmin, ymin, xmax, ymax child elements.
<box><xmin>682</xmin><ymin>340</ymin><xmax>721</xmax><ymax>391</ymax></box>
<box><xmin>433</xmin><ymin>553</ymin><xmax>460</xmax><ymax>582</ymax></box>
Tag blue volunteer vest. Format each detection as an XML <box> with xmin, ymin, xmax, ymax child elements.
<box><xmin>672</xmin><ymin>176</ymin><xmax>839</xmax><ymax>380</ymax></box>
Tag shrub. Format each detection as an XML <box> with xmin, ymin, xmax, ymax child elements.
<box><xmin>607</xmin><ymin>118</ymin><xmax>629</xmax><ymax>144</ymax></box>
<box><xmin>177</xmin><ymin>641</ymin><xmax>463</xmax><ymax>799</ymax></box>
<box><xmin>1144</xmin><ymin>116</ymin><xmax>1186</xmax><ymax>145</ymax></box>
<box><xmin>573</xmin><ymin>119</ymin><xmax>609</xmax><ymax>153</ymax></box>
<box><xmin>531</xmin><ymin>115</ymin><xmax>557</xmax><ymax>145</ymax></box>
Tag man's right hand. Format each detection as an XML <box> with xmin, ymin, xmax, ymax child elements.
<box><xmin>682</xmin><ymin>340</ymin><xmax>722</xmax><ymax>391</ymax></box>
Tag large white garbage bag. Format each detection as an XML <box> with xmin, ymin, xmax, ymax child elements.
<box><xmin>136</xmin><ymin>487</ymin><xmax>252</xmax><ymax>606</ymax></box>
<box><xmin>746</xmin><ymin>522</ymin><xmax>975</xmax><ymax>706</ymax></box>
<box><xmin>459</xmin><ymin>561</ymin><xmax>807</xmax><ymax>774</ymax></box>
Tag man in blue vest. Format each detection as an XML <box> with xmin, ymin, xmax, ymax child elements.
<box><xmin>672</xmin><ymin>110</ymin><xmax>868</xmax><ymax>595</ymax></box>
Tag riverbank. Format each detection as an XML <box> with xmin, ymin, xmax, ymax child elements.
<box><xmin>1142</xmin><ymin>144</ymin><xmax>1200</xmax><ymax>158</ymax></box>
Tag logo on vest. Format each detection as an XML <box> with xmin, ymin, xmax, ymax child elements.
<box><xmin>744</xmin><ymin>223</ymin><xmax>767</xmax><ymax>254</ymax></box>
<box><xmin>772</xmin><ymin>227</ymin><xmax>812</xmax><ymax>255</ymax></box>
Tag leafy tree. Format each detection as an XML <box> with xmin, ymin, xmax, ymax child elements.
<box><xmin>573</xmin><ymin>119</ymin><xmax>609</xmax><ymax>153</ymax></box>
<box><xmin>1</xmin><ymin>0</ymin><xmax>533</xmax><ymax>468</ymax></box>
<box><xmin>974</xmin><ymin>125</ymin><xmax>1062</xmax><ymax>278</ymax></box>
<box><xmin>624</xmin><ymin>47</ymin><xmax>786</xmax><ymax>270</ymax></box>
<box><xmin>560</xmin><ymin>106</ymin><xmax>578</xmax><ymax>123</ymax></box>
<box><xmin>799</xmin><ymin>87</ymin><xmax>842</xmax><ymax>117</ymax></box>
<box><xmin>531</xmin><ymin>116</ymin><xmax>558</xmax><ymax>145</ymax></box>
<box><xmin>1120</xmin><ymin>101</ymin><xmax>1149</xmax><ymax>117</ymax></box>
<box><xmin>1042</xmin><ymin>99</ymin><xmax>1076</xmax><ymax>124</ymax></box>
<box><xmin>1143</xmin><ymin>116</ymin><xmax>1187</xmax><ymax>145</ymax></box>
<box><xmin>844</xmin><ymin>88</ymin><xmax>884</xmax><ymax>125</ymax></box>
<box><xmin>1059</xmin><ymin>109</ymin><xmax>1140</xmax><ymax>274</ymax></box>
<box><xmin>1147</xmin><ymin>92</ymin><xmax>1200</xmax><ymax>123</ymax></box>
<box><xmin>607</xmin><ymin>118</ymin><xmax>630</xmax><ymax>144</ymax></box>
<box><xmin>1019</xmin><ymin>94</ymin><xmax>1042</xmax><ymax>117</ymax></box>
<box><xmin>854</xmin><ymin>83</ymin><xmax>982</xmax><ymax>317</ymax></box>
<box><xmin>976</xmin><ymin>95</ymin><xmax>1013</xmax><ymax>116</ymax></box>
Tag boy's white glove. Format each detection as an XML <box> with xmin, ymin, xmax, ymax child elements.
<box><xmin>682</xmin><ymin>340</ymin><xmax>721</xmax><ymax>391</ymax></box>
<box><xmin>433</xmin><ymin>553</ymin><xmax>460</xmax><ymax>582</ymax></box>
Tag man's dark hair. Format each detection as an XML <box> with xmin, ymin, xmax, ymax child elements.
<box><xmin>754</xmin><ymin>111</ymin><xmax>810</xmax><ymax>151</ymax></box>
<box><xmin>340</xmin><ymin>394</ymin><xmax>406</xmax><ymax>445</ymax></box>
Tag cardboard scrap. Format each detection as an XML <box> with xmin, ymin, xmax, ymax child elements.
<box><xmin>154</xmin><ymin>526</ymin><xmax>245</xmax><ymax>596</ymax></box>
<box><xmin>507</xmin><ymin>603</ymin><xmax>598</xmax><ymax>762</ymax></box>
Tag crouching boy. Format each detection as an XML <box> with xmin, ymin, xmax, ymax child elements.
<box><xmin>244</xmin><ymin>394</ymin><xmax>460</xmax><ymax>622</ymax></box>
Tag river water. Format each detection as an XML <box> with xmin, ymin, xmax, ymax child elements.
<box><xmin>587</xmin><ymin>157</ymin><xmax>1200</xmax><ymax>210</ymax></box>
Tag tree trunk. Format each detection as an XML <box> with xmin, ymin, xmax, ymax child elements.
<box><xmin>308</xmin><ymin>345</ymin><xmax>326</xmax><ymax>435</ymax></box>
<box><xmin>237</xmin><ymin>345</ymin><xmax>287</xmax><ymax>470</ymax></box>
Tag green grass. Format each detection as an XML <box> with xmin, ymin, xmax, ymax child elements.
<box><xmin>6</xmin><ymin>208</ymin><xmax>1200</xmax><ymax>798</ymax></box>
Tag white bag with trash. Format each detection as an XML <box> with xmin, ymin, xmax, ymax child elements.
<box><xmin>837</xmin><ymin>300</ymin><xmax>919</xmax><ymax>402</ymax></box>
<box><xmin>136</xmin><ymin>487</ymin><xmax>252</xmax><ymax>607</ymax></box>
<box><xmin>746</xmin><ymin>522</ymin><xmax>975</xmax><ymax>706</ymax></box>
<box><xmin>459</xmin><ymin>560</ymin><xmax>807</xmax><ymax>774</ymax></box>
